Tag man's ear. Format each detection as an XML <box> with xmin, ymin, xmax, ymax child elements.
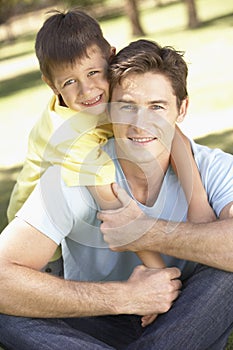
<box><xmin>41</xmin><ymin>74</ymin><xmax>59</xmax><ymax>95</ymax></box>
<box><xmin>176</xmin><ymin>97</ymin><xmax>189</xmax><ymax>123</ymax></box>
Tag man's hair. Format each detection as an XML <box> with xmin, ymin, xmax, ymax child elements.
<box><xmin>109</xmin><ymin>39</ymin><xmax>188</xmax><ymax>108</ymax></box>
<box><xmin>35</xmin><ymin>8</ymin><xmax>111</xmax><ymax>80</ymax></box>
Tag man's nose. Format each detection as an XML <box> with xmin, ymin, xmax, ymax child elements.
<box><xmin>133</xmin><ymin>107</ymin><xmax>147</xmax><ymax>129</ymax></box>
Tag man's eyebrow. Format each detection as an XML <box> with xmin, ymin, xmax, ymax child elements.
<box><xmin>113</xmin><ymin>99</ymin><xmax>169</xmax><ymax>106</ymax></box>
<box><xmin>115</xmin><ymin>99</ymin><xmax>136</xmax><ymax>103</ymax></box>
<box><xmin>148</xmin><ymin>100</ymin><xmax>168</xmax><ymax>105</ymax></box>
<box><xmin>114</xmin><ymin>99</ymin><xmax>168</xmax><ymax>105</ymax></box>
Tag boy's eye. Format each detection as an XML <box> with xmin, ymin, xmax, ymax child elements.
<box><xmin>64</xmin><ymin>79</ymin><xmax>76</xmax><ymax>87</ymax></box>
<box><xmin>87</xmin><ymin>70</ymin><xmax>99</xmax><ymax>77</ymax></box>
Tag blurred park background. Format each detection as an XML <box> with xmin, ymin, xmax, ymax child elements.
<box><xmin>0</xmin><ymin>1</ymin><xmax>233</xmax><ymax>346</ymax></box>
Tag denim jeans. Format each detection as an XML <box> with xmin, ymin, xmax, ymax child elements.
<box><xmin>0</xmin><ymin>264</ymin><xmax>233</xmax><ymax>350</ymax></box>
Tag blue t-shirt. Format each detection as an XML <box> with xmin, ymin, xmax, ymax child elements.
<box><xmin>17</xmin><ymin>139</ymin><xmax>233</xmax><ymax>281</ymax></box>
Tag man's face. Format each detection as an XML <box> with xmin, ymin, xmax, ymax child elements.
<box><xmin>48</xmin><ymin>45</ymin><xmax>111</xmax><ymax>115</ymax></box>
<box><xmin>110</xmin><ymin>72</ymin><xmax>187</xmax><ymax>164</ymax></box>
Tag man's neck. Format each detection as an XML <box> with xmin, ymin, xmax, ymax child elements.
<box><xmin>119</xmin><ymin>157</ymin><xmax>169</xmax><ymax>207</ymax></box>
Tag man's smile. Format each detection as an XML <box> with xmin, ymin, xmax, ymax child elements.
<box><xmin>128</xmin><ymin>136</ymin><xmax>158</xmax><ymax>144</ymax></box>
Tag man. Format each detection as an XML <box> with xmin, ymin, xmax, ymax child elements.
<box><xmin>0</xmin><ymin>40</ymin><xmax>233</xmax><ymax>349</ymax></box>
<box><xmin>98</xmin><ymin>39</ymin><xmax>233</xmax><ymax>348</ymax></box>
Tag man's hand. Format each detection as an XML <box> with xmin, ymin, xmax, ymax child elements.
<box><xmin>124</xmin><ymin>265</ymin><xmax>181</xmax><ymax>321</ymax></box>
<box><xmin>97</xmin><ymin>183</ymin><xmax>156</xmax><ymax>251</ymax></box>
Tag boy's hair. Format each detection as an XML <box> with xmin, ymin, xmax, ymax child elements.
<box><xmin>109</xmin><ymin>39</ymin><xmax>188</xmax><ymax>108</ymax></box>
<box><xmin>35</xmin><ymin>8</ymin><xmax>111</xmax><ymax>80</ymax></box>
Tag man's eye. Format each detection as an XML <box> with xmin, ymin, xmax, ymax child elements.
<box><xmin>64</xmin><ymin>79</ymin><xmax>76</xmax><ymax>87</ymax></box>
<box><xmin>151</xmin><ymin>105</ymin><xmax>163</xmax><ymax>110</ymax></box>
<box><xmin>120</xmin><ymin>105</ymin><xmax>137</xmax><ymax>112</ymax></box>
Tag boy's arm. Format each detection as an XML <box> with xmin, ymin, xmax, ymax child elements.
<box><xmin>89</xmin><ymin>185</ymin><xmax>165</xmax><ymax>267</ymax></box>
<box><xmin>171</xmin><ymin>126</ymin><xmax>216</xmax><ymax>223</ymax></box>
<box><xmin>90</xmin><ymin>184</ymin><xmax>165</xmax><ymax>327</ymax></box>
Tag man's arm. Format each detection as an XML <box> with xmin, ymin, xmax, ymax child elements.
<box><xmin>0</xmin><ymin>217</ymin><xmax>181</xmax><ymax>318</ymax></box>
<box><xmin>98</xmin><ymin>184</ymin><xmax>233</xmax><ymax>272</ymax></box>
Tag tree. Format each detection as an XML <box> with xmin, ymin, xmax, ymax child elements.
<box><xmin>0</xmin><ymin>0</ymin><xmax>18</xmax><ymax>25</ymax></box>
<box><xmin>0</xmin><ymin>0</ymin><xmax>57</xmax><ymax>26</ymax></box>
<box><xmin>125</xmin><ymin>0</ymin><xmax>145</xmax><ymax>36</ymax></box>
<box><xmin>184</xmin><ymin>0</ymin><xmax>200</xmax><ymax>29</ymax></box>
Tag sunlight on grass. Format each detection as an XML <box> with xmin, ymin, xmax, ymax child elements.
<box><xmin>0</xmin><ymin>38</ymin><xmax>35</xmax><ymax>61</ymax></box>
<box><xmin>0</xmin><ymin>86</ymin><xmax>51</xmax><ymax>166</ymax></box>
<box><xmin>197</xmin><ymin>0</ymin><xmax>233</xmax><ymax>21</ymax></box>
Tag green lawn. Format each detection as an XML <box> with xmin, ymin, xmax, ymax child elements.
<box><xmin>0</xmin><ymin>0</ymin><xmax>233</xmax><ymax>348</ymax></box>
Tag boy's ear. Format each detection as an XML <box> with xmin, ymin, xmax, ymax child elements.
<box><xmin>109</xmin><ymin>46</ymin><xmax>116</xmax><ymax>62</ymax></box>
<box><xmin>41</xmin><ymin>74</ymin><xmax>59</xmax><ymax>95</ymax></box>
<box><xmin>176</xmin><ymin>97</ymin><xmax>189</xmax><ymax>123</ymax></box>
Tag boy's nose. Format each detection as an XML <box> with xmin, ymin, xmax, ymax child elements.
<box><xmin>79</xmin><ymin>80</ymin><xmax>93</xmax><ymax>96</ymax></box>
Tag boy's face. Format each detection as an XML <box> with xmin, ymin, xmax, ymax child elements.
<box><xmin>46</xmin><ymin>45</ymin><xmax>112</xmax><ymax>115</ymax></box>
<box><xmin>110</xmin><ymin>72</ymin><xmax>188</xmax><ymax>164</ymax></box>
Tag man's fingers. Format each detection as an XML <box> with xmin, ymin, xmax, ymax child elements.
<box><xmin>97</xmin><ymin>210</ymin><xmax>115</xmax><ymax>222</ymax></box>
<box><xmin>111</xmin><ymin>183</ymin><xmax>132</xmax><ymax>207</ymax></box>
<box><xmin>97</xmin><ymin>184</ymin><xmax>133</xmax><ymax>222</ymax></box>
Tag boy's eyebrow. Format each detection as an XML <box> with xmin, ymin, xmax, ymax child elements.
<box><xmin>84</xmin><ymin>66</ymin><xmax>101</xmax><ymax>71</ymax></box>
<box><xmin>55</xmin><ymin>72</ymin><xmax>73</xmax><ymax>83</ymax></box>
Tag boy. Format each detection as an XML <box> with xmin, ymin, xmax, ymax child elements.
<box><xmin>7</xmin><ymin>8</ymin><xmax>118</xmax><ymax>267</ymax></box>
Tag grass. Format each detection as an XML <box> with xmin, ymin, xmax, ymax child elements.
<box><xmin>0</xmin><ymin>0</ymin><xmax>233</xmax><ymax>348</ymax></box>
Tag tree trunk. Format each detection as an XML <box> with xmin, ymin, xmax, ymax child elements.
<box><xmin>125</xmin><ymin>0</ymin><xmax>145</xmax><ymax>36</ymax></box>
<box><xmin>185</xmin><ymin>0</ymin><xmax>200</xmax><ymax>28</ymax></box>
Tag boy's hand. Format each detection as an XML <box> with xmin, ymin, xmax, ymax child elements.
<box><xmin>141</xmin><ymin>313</ymin><xmax>158</xmax><ymax>327</ymax></box>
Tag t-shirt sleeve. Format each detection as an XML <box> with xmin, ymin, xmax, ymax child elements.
<box><xmin>200</xmin><ymin>149</ymin><xmax>233</xmax><ymax>217</ymax></box>
<box><xmin>16</xmin><ymin>165</ymin><xmax>74</xmax><ymax>245</ymax></box>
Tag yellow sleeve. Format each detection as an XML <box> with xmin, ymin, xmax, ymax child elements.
<box><xmin>7</xmin><ymin>104</ymin><xmax>115</xmax><ymax>220</ymax></box>
<box><xmin>60</xmin><ymin>127</ymin><xmax>115</xmax><ymax>186</ymax></box>
<box><xmin>54</xmin><ymin>110</ymin><xmax>115</xmax><ymax>187</ymax></box>
<box><xmin>7</xmin><ymin>99</ymin><xmax>55</xmax><ymax>222</ymax></box>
